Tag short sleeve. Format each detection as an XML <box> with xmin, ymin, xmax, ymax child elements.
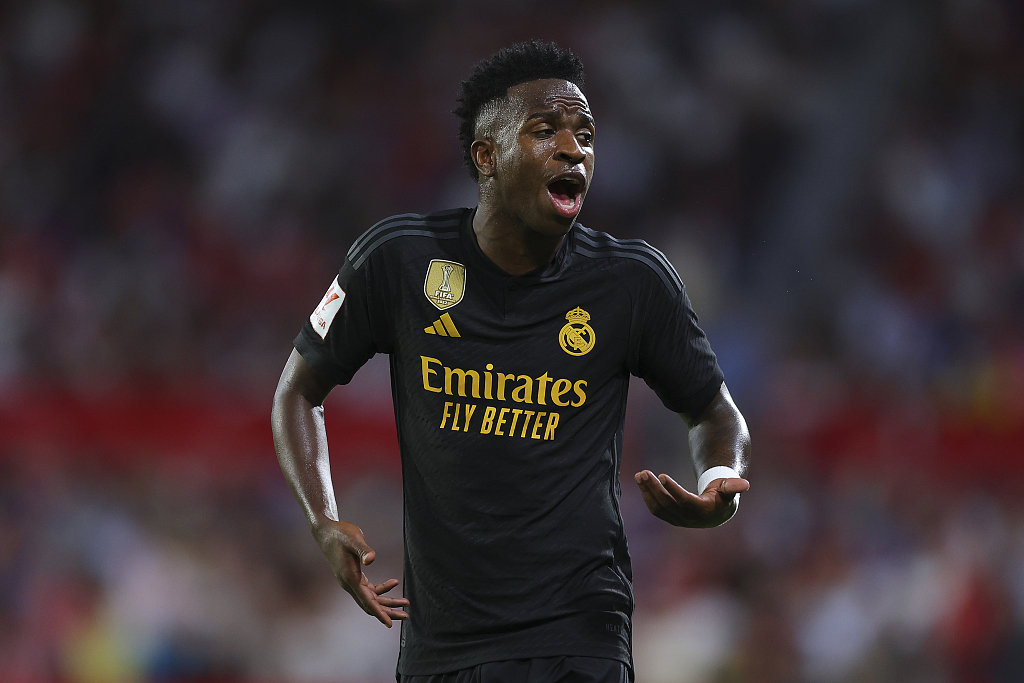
<box><xmin>294</xmin><ymin>253</ymin><xmax>392</xmax><ymax>386</ymax></box>
<box><xmin>632</xmin><ymin>284</ymin><xmax>724</xmax><ymax>416</ymax></box>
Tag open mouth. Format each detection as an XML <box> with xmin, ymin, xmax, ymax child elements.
<box><xmin>547</xmin><ymin>176</ymin><xmax>584</xmax><ymax>218</ymax></box>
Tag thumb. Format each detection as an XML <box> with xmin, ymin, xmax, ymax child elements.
<box><xmin>716</xmin><ymin>478</ymin><xmax>750</xmax><ymax>495</ymax></box>
<box><xmin>343</xmin><ymin>525</ymin><xmax>376</xmax><ymax>565</ymax></box>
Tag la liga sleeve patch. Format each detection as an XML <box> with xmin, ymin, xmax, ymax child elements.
<box><xmin>310</xmin><ymin>276</ymin><xmax>346</xmax><ymax>339</ymax></box>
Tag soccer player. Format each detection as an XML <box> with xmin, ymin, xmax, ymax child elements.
<box><xmin>272</xmin><ymin>41</ymin><xmax>750</xmax><ymax>682</ymax></box>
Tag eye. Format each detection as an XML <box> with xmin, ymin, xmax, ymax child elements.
<box><xmin>535</xmin><ymin>126</ymin><xmax>555</xmax><ymax>138</ymax></box>
<box><xmin>577</xmin><ymin>131</ymin><xmax>594</xmax><ymax>144</ymax></box>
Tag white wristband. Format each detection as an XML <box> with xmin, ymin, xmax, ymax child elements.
<box><xmin>697</xmin><ymin>466</ymin><xmax>741</xmax><ymax>494</ymax></box>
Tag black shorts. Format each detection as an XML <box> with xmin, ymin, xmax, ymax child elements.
<box><xmin>397</xmin><ymin>657</ymin><xmax>632</xmax><ymax>683</ymax></box>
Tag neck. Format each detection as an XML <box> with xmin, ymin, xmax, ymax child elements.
<box><xmin>472</xmin><ymin>201</ymin><xmax>566</xmax><ymax>276</ymax></box>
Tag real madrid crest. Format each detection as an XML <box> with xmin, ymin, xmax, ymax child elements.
<box><xmin>423</xmin><ymin>259</ymin><xmax>467</xmax><ymax>310</ymax></box>
<box><xmin>559</xmin><ymin>306</ymin><xmax>596</xmax><ymax>356</ymax></box>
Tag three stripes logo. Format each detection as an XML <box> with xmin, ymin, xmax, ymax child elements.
<box><xmin>424</xmin><ymin>312</ymin><xmax>461</xmax><ymax>337</ymax></box>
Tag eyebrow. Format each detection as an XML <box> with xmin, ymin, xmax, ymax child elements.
<box><xmin>526</xmin><ymin>109</ymin><xmax>595</xmax><ymax>126</ymax></box>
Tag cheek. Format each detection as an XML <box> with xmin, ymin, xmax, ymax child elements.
<box><xmin>503</xmin><ymin>150</ymin><xmax>536</xmax><ymax>183</ymax></box>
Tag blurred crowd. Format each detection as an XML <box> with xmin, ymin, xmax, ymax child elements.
<box><xmin>0</xmin><ymin>0</ymin><xmax>1023</xmax><ymax>681</ymax></box>
<box><xmin>3</xmin><ymin>428</ymin><xmax>1024</xmax><ymax>683</ymax></box>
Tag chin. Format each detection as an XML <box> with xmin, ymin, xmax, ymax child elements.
<box><xmin>536</xmin><ymin>213</ymin><xmax>577</xmax><ymax>236</ymax></box>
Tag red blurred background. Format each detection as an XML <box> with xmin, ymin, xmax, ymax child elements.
<box><xmin>1</xmin><ymin>1</ymin><xmax>1023</xmax><ymax>681</ymax></box>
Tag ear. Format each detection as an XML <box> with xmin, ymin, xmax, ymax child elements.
<box><xmin>471</xmin><ymin>139</ymin><xmax>496</xmax><ymax>178</ymax></box>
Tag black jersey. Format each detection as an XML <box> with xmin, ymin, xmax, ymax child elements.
<box><xmin>294</xmin><ymin>208</ymin><xmax>724</xmax><ymax>675</ymax></box>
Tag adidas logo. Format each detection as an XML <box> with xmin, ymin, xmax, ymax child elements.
<box><xmin>424</xmin><ymin>312</ymin><xmax>461</xmax><ymax>337</ymax></box>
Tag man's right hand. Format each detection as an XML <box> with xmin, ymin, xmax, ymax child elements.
<box><xmin>313</xmin><ymin>519</ymin><xmax>409</xmax><ymax>627</ymax></box>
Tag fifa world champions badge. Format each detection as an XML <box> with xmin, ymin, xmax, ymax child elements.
<box><xmin>424</xmin><ymin>259</ymin><xmax>467</xmax><ymax>310</ymax></box>
<box><xmin>559</xmin><ymin>307</ymin><xmax>596</xmax><ymax>356</ymax></box>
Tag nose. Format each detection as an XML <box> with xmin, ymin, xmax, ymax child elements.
<box><xmin>555</xmin><ymin>131</ymin><xmax>586</xmax><ymax>165</ymax></box>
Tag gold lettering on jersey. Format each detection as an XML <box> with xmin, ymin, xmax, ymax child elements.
<box><xmin>511</xmin><ymin>376</ymin><xmax>533</xmax><ymax>404</ymax></box>
<box><xmin>423</xmin><ymin>259</ymin><xmax>466</xmax><ymax>310</ymax></box>
<box><xmin>420</xmin><ymin>356</ymin><xmax>587</xmax><ymax>407</ymax></box>
<box><xmin>440</xmin><ymin>402</ymin><xmax>477</xmax><ymax>432</ymax></box>
<box><xmin>421</xmin><ymin>356</ymin><xmax>443</xmax><ymax>392</ymax></box>
<box><xmin>420</xmin><ymin>355</ymin><xmax>580</xmax><ymax>441</ymax></box>
<box><xmin>559</xmin><ymin>307</ymin><xmax>596</xmax><ymax>356</ymax></box>
<box><xmin>518</xmin><ymin>410</ymin><xmax>535</xmax><ymax>438</ymax></box>
<box><xmin>436</xmin><ymin>401</ymin><xmax>561</xmax><ymax>441</ymax></box>
<box><xmin>480</xmin><ymin>406</ymin><xmax>497</xmax><ymax>433</ymax></box>
<box><xmin>445</xmin><ymin>366</ymin><xmax>481</xmax><ymax>398</ymax></box>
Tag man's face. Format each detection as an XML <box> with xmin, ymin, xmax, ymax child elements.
<box><xmin>481</xmin><ymin>78</ymin><xmax>595</xmax><ymax>236</ymax></box>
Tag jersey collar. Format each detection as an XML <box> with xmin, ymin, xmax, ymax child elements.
<box><xmin>460</xmin><ymin>207</ymin><xmax>576</xmax><ymax>283</ymax></box>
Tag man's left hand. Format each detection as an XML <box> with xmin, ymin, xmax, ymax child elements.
<box><xmin>634</xmin><ymin>470</ymin><xmax>749</xmax><ymax>528</ymax></box>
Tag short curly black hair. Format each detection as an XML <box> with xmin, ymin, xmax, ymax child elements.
<box><xmin>455</xmin><ymin>41</ymin><xmax>586</xmax><ymax>181</ymax></box>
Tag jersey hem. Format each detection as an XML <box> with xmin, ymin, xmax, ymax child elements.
<box><xmin>293</xmin><ymin>331</ymin><xmax>353</xmax><ymax>386</ymax></box>
<box><xmin>397</xmin><ymin>644</ymin><xmax>632</xmax><ymax>677</ymax></box>
<box><xmin>673</xmin><ymin>373</ymin><xmax>725</xmax><ymax>416</ymax></box>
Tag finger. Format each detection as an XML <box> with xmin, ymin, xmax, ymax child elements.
<box><xmin>347</xmin><ymin>584</ymin><xmax>391</xmax><ymax>627</ymax></box>
<box><xmin>364</xmin><ymin>593</ymin><xmax>393</xmax><ymax>627</ymax></box>
<box><xmin>641</xmin><ymin>472</ymin><xmax>679</xmax><ymax>510</ymax></box>
<box><xmin>635</xmin><ymin>471</ymin><xmax>669</xmax><ymax>517</ymax></box>
<box><xmin>657</xmin><ymin>473</ymin><xmax>696</xmax><ymax>501</ymax></box>
<box><xmin>373</xmin><ymin>579</ymin><xmax>401</xmax><ymax>594</ymax></box>
<box><xmin>658</xmin><ymin>474</ymin><xmax>714</xmax><ymax>510</ymax></box>
<box><xmin>638</xmin><ymin>485</ymin><xmax>666</xmax><ymax>519</ymax></box>
<box><xmin>715</xmin><ymin>477</ymin><xmax>750</xmax><ymax>495</ymax></box>
<box><xmin>372</xmin><ymin>600</ymin><xmax>411</xmax><ymax>625</ymax></box>
<box><xmin>639</xmin><ymin>475</ymin><xmax>689</xmax><ymax>524</ymax></box>
<box><xmin>354</xmin><ymin>576</ymin><xmax>395</xmax><ymax>627</ymax></box>
<box><xmin>634</xmin><ymin>469</ymin><xmax>662</xmax><ymax>486</ymax></box>
<box><xmin>700</xmin><ymin>478</ymin><xmax>747</xmax><ymax>512</ymax></box>
<box><xmin>377</xmin><ymin>595</ymin><xmax>410</xmax><ymax>607</ymax></box>
<box><xmin>635</xmin><ymin>470</ymin><xmax>667</xmax><ymax>498</ymax></box>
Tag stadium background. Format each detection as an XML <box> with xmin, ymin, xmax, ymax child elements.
<box><xmin>0</xmin><ymin>0</ymin><xmax>1022</xmax><ymax>681</ymax></box>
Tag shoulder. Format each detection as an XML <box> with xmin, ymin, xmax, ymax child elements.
<box><xmin>572</xmin><ymin>224</ymin><xmax>684</xmax><ymax>295</ymax></box>
<box><xmin>346</xmin><ymin>208</ymin><xmax>467</xmax><ymax>268</ymax></box>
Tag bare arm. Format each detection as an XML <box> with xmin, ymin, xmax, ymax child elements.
<box><xmin>635</xmin><ymin>383</ymin><xmax>751</xmax><ymax>528</ymax></box>
<box><xmin>684</xmin><ymin>382</ymin><xmax>750</xmax><ymax>479</ymax></box>
<box><xmin>271</xmin><ymin>349</ymin><xmax>409</xmax><ymax>626</ymax></box>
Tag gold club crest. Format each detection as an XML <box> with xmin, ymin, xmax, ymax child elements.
<box><xmin>424</xmin><ymin>259</ymin><xmax>466</xmax><ymax>310</ymax></box>
<box><xmin>559</xmin><ymin>307</ymin><xmax>596</xmax><ymax>356</ymax></box>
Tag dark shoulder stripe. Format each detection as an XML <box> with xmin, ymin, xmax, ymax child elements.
<box><xmin>347</xmin><ymin>213</ymin><xmax>422</xmax><ymax>259</ymax></box>
<box><xmin>347</xmin><ymin>212</ymin><xmax>462</xmax><ymax>260</ymax></box>
<box><xmin>574</xmin><ymin>245</ymin><xmax>682</xmax><ymax>294</ymax></box>
<box><xmin>574</xmin><ymin>232</ymin><xmax>684</xmax><ymax>291</ymax></box>
<box><xmin>577</xmin><ymin>225</ymin><xmax>649</xmax><ymax>247</ymax></box>
<box><xmin>576</xmin><ymin>227</ymin><xmax>677</xmax><ymax>263</ymax></box>
<box><xmin>351</xmin><ymin>229</ymin><xmax>461</xmax><ymax>269</ymax></box>
<box><xmin>576</xmin><ymin>228</ymin><xmax>678</xmax><ymax>265</ymax></box>
<box><xmin>579</xmin><ymin>238</ymin><xmax>683</xmax><ymax>291</ymax></box>
<box><xmin>346</xmin><ymin>209</ymin><xmax>465</xmax><ymax>261</ymax></box>
<box><xmin>348</xmin><ymin>217</ymin><xmax>461</xmax><ymax>264</ymax></box>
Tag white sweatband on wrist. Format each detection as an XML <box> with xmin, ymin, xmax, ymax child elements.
<box><xmin>697</xmin><ymin>466</ymin><xmax>741</xmax><ymax>494</ymax></box>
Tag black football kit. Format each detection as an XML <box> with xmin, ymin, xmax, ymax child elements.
<box><xmin>294</xmin><ymin>207</ymin><xmax>724</xmax><ymax>675</ymax></box>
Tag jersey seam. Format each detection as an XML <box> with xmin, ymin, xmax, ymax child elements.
<box><xmin>350</xmin><ymin>228</ymin><xmax>462</xmax><ymax>269</ymax></box>
<box><xmin>574</xmin><ymin>228</ymin><xmax>683</xmax><ymax>291</ymax></box>
<box><xmin>572</xmin><ymin>245</ymin><xmax>682</xmax><ymax>296</ymax></box>
<box><xmin>347</xmin><ymin>209</ymin><xmax>465</xmax><ymax>260</ymax></box>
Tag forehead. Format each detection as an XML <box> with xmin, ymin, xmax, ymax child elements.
<box><xmin>506</xmin><ymin>79</ymin><xmax>591</xmax><ymax>118</ymax></box>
